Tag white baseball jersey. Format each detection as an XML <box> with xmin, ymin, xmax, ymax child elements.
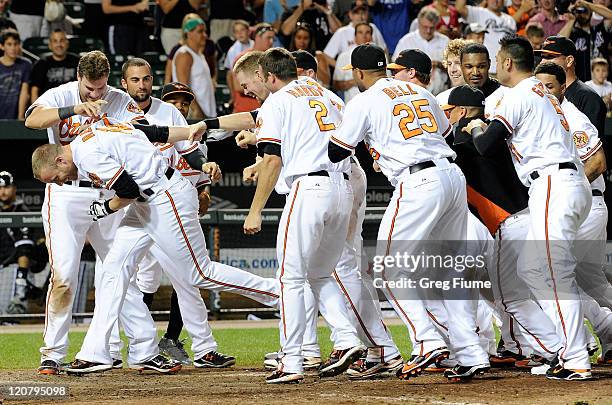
<box><xmin>157</xmin><ymin>143</ymin><xmax>211</xmax><ymax>189</ymax></box>
<box><xmin>561</xmin><ymin>98</ymin><xmax>605</xmax><ymax>192</ymax></box>
<box><xmin>27</xmin><ymin>81</ymin><xmax>144</xmax><ymax>145</ymax></box>
<box><xmin>71</xmin><ymin>118</ymin><xmax>168</xmax><ymax>191</ymax></box>
<box><xmin>323</xmin><ymin>23</ymin><xmax>387</xmax><ymax>59</ymax></box>
<box><xmin>484</xmin><ymin>85</ymin><xmax>507</xmax><ymax>119</ymax></box>
<box><xmin>255</xmin><ymin>77</ymin><xmax>350</xmax><ymax>195</ymax></box>
<box><xmin>492</xmin><ymin>77</ymin><xmax>580</xmax><ymax>186</ymax></box>
<box><xmin>143</xmin><ymin>96</ymin><xmax>199</xmax><ymax>155</ymax></box>
<box><xmin>331</xmin><ymin>77</ymin><xmax>454</xmax><ymax>187</ymax></box>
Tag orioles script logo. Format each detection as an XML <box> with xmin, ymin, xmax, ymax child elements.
<box><xmin>88</xmin><ymin>173</ymin><xmax>104</xmax><ymax>187</ymax></box>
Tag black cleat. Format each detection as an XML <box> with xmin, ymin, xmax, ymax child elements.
<box><xmin>397</xmin><ymin>347</ymin><xmax>450</xmax><ymax>380</ymax></box>
<box><xmin>129</xmin><ymin>354</ymin><xmax>182</xmax><ymax>374</ymax></box>
<box><xmin>266</xmin><ymin>370</ymin><xmax>304</xmax><ymax>384</ymax></box>
<box><xmin>37</xmin><ymin>359</ymin><xmax>61</xmax><ymax>375</ymax></box>
<box><xmin>65</xmin><ymin>359</ymin><xmax>112</xmax><ymax>375</ymax></box>
<box><xmin>444</xmin><ymin>364</ymin><xmax>489</xmax><ymax>382</ymax></box>
<box><xmin>194</xmin><ymin>351</ymin><xmax>236</xmax><ymax>368</ymax></box>
<box><xmin>546</xmin><ymin>365</ymin><xmax>592</xmax><ymax>380</ymax></box>
<box><xmin>318</xmin><ymin>345</ymin><xmax>367</xmax><ymax>378</ymax></box>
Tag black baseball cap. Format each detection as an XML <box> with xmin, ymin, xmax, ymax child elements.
<box><xmin>161</xmin><ymin>82</ymin><xmax>195</xmax><ymax>102</ymax></box>
<box><xmin>292</xmin><ymin>50</ymin><xmax>318</xmax><ymax>72</ymax></box>
<box><xmin>342</xmin><ymin>43</ymin><xmax>386</xmax><ymax>70</ymax></box>
<box><xmin>0</xmin><ymin>171</ymin><xmax>14</xmax><ymax>187</ymax></box>
<box><xmin>535</xmin><ymin>36</ymin><xmax>576</xmax><ymax>57</ymax></box>
<box><xmin>387</xmin><ymin>49</ymin><xmax>431</xmax><ymax>74</ymax></box>
<box><xmin>441</xmin><ymin>85</ymin><xmax>485</xmax><ymax>110</ymax></box>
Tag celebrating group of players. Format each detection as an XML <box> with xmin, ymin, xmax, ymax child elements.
<box><xmin>24</xmin><ymin>31</ymin><xmax>611</xmax><ymax>385</ymax></box>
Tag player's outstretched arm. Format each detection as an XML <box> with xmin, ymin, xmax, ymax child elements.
<box><xmin>583</xmin><ymin>148</ymin><xmax>607</xmax><ymax>183</ymax></box>
<box><xmin>25</xmin><ymin>100</ymin><xmax>108</xmax><ymax>129</ymax></box>
<box><xmin>203</xmin><ymin>112</ymin><xmax>257</xmax><ymax>132</ymax></box>
<box><xmin>236</xmin><ymin>130</ymin><xmax>257</xmax><ymax>148</ymax></box>
<box><xmin>244</xmin><ymin>153</ymin><xmax>282</xmax><ymax>235</ymax></box>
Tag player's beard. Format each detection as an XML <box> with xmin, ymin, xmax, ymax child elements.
<box><xmin>131</xmin><ymin>92</ymin><xmax>151</xmax><ymax>103</ymax></box>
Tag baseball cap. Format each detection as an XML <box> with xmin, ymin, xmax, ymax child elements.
<box><xmin>535</xmin><ymin>36</ymin><xmax>576</xmax><ymax>57</ymax></box>
<box><xmin>161</xmin><ymin>82</ymin><xmax>195</xmax><ymax>102</ymax></box>
<box><xmin>0</xmin><ymin>171</ymin><xmax>14</xmax><ymax>187</ymax></box>
<box><xmin>342</xmin><ymin>43</ymin><xmax>386</xmax><ymax>70</ymax></box>
<box><xmin>387</xmin><ymin>49</ymin><xmax>431</xmax><ymax>74</ymax></box>
<box><xmin>292</xmin><ymin>50</ymin><xmax>318</xmax><ymax>72</ymax></box>
<box><xmin>463</xmin><ymin>23</ymin><xmax>488</xmax><ymax>36</ymax></box>
<box><xmin>441</xmin><ymin>85</ymin><xmax>485</xmax><ymax>110</ymax></box>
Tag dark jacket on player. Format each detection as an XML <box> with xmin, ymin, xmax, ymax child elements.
<box><xmin>447</xmin><ymin>116</ymin><xmax>529</xmax><ymax>234</ymax></box>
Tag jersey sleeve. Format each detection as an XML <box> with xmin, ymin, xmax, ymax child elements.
<box><xmin>330</xmin><ymin>96</ymin><xmax>369</xmax><ymax>152</ymax></box>
<box><xmin>74</xmin><ymin>140</ymin><xmax>127</xmax><ymax>190</ymax></box>
<box><xmin>491</xmin><ymin>91</ymin><xmax>523</xmax><ymax>138</ymax></box>
<box><xmin>27</xmin><ymin>85</ymin><xmax>63</xmax><ymax>111</ymax></box>
<box><xmin>571</xmin><ymin>114</ymin><xmax>601</xmax><ymax>161</ymax></box>
<box><xmin>115</xmin><ymin>97</ymin><xmax>146</xmax><ymax>122</ymax></box>
<box><xmin>323</xmin><ymin>31</ymin><xmax>342</xmax><ymax>59</ymax></box>
<box><xmin>255</xmin><ymin>98</ymin><xmax>283</xmax><ymax>147</ymax></box>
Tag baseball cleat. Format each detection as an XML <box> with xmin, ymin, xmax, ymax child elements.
<box><xmin>37</xmin><ymin>359</ymin><xmax>61</xmax><ymax>375</ymax></box>
<box><xmin>264</xmin><ymin>352</ymin><xmax>321</xmax><ymax>370</ymax></box>
<box><xmin>194</xmin><ymin>351</ymin><xmax>236</xmax><ymax>368</ymax></box>
<box><xmin>65</xmin><ymin>359</ymin><xmax>113</xmax><ymax>375</ymax></box>
<box><xmin>347</xmin><ymin>355</ymin><xmax>403</xmax><ymax>380</ymax></box>
<box><xmin>530</xmin><ymin>363</ymin><xmax>551</xmax><ymax>375</ymax></box>
<box><xmin>159</xmin><ymin>337</ymin><xmax>192</xmax><ymax>365</ymax></box>
<box><xmin>318</xmin><ymin>345</ymin><xmax>367</xmax><ymax>378</ymax></box>
<box><xmin>587</xmin><ymin>341</ymin><xmax>599</xmax><ymax>357</ymax></box>
<box><xmin>112</xmin><ymin>358</ymin><xmax>123</xmax><ymax>369</ymax></box>
<box><xmin>265</xmin><ymin>370</ymin><xmax>304</xmax><ymax>384</ymax></box>
<box><xmin>425</xmin><ymin>357</ymin><xmax>458</xmax><ymax>373</ymax></box>
<box><xmin>597</xmin><ymin>348</ymin><xmax>612</xmax><ymax>365</ymax></box>
<box><xmin>129</xmin><ymin>354</ymin><xmax>182</xmax><ymax>374</ymax></box>
<box><xmin>397</xmin><ymin>347</ymin><xmax>450</xmax><ymax>380</ymax></box>
<box><xmin>444</xmin><ymin>364</ymin><xmax>489</xmax><ymax>382</ymax></box>
<box><xmin>516</xmin><ymin>355</ymin><xmax>545</xmax><ymax>369</ymax></box>
<box><xmin>303</xmin><ymin>356</ymin><xmax>322</xmax><ymax>370</ymax></box>
<box><xmin>489</xmin><ymin>350</ymin><xmax>525</xmax><ymax>368</ymax></box>
<box><xmin>546</xmin><ymin>365</ymin><xmax>592</xmax><ymax>380</ymax></box>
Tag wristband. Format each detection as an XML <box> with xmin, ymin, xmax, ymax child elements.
<box><xmin>103</xmin><ymin>199</ymin><xmax>117</xmax><ymax>214</ymax></box>
<box><xmin>58</xmin><ymin>105</ymin><xmax>76</xmax><ymax>120</ymax></box>
<box><xmin>204</xmin><ymin>118</ymin><xmax>220</xmax><ymax>130</ymax></box>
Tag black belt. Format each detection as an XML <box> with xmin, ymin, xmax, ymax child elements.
<box><xmin>409</xmin><ymin>157</ymin><xmax>453</xmax><ymax>174</ymax></box>
<box><xmin>307</xmin><ymin>170</ymin><xmax>349</xmax><ymax>180</ymax></box>
<box><xmin>66</xmin><ymin>180</ymin><xmax>101</xmax><ymax>188</ymax></box>
<box><xmin>592</xmin><ymin>189</ymin><xmax>603</xmax><ymax>196</ymax></box>
<box><xmin>529</xmin><ymin>162</ymin><xmax>577</xmax><ymax>181</ymax></box>
<box><xmin>139</xmin><ymin>167</ymin><xmax>176</xmax><ymax>200</ymax></box>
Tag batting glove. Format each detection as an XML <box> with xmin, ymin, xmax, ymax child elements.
<box><xmin>89</xmin><ymin>199</ymin><xmax>116</xmax><ymax>221</ymax></box>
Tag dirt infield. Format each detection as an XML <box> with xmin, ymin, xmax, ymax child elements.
<box><xmin>3</xmin><ymin>366</ymin><xmax>612</xmax><ymax>405</ymax></box>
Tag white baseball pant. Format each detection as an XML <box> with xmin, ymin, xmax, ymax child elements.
<box><xmin>40</xmin><ymin>184</ymin><xmax>122</xmax><ymax>363</ymax></box>
<box><xmin>276</xmin><ymin>174</ymin><xmax>362</xmax><ymax>374</ymax></box>
<box><xmin>377</xmin><ymin>159</ymin><xmax>488</xmax><ymax>366</ymax></box>
<box><xmin>518</xmin><ymin>168</ymin><xmax>592</xmax><ymax>370</ymax></box>
<box><xmin>490</xmin><ymin>209</ymin><xmax>563</xmax><ymax>360</ymax></box>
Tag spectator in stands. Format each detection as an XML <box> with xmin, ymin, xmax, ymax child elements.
<box><xmin>394</xmin><ymin>8</ymin><xmax>449</xmax><ymax>61</ymax></box>
<box><xmin>558</xmin><ymin>4</ymin><xmax>597</xmax><ymax>81</ymax></box>
<box><xmin>224</xmin><ymin>20</ymin><xmax>253</xmax><ymax>106</ymax></box>
<box><xmin>208</xmin><ymin>0</ymin><xmax>253</xmax><ymax>42</ymax></box>
<box><xmin>528</xmin><ymin>0</ymin><xmax>568</xmax><ymax>37</ymax></box>
<box><xmin>0</xmin><ymin>171</ymin><xmax>46</xmax><ymax>315</ymax></box>
<box><xmin>369</xmin><ymin>0</ymin><xmax>411</xmax><ymax>55</ymax></box>
<box><xmin>172</xmin><ymin>16</ymin><xmax>216</xmax><ymax>118</ymax></box>
<box><xmin>0</xmin><ymin>31</ymin><xmax>30</xmax><ymax>119</ymax></box>
<box><xmin>264</xmin><ymin>0</ymin><xmax>301</xmax><ymax>30</ymax></box>
<box><xmin>41</xmin><ymin>0</ymin><xmax>80</xmax><ymax>37</ymax></box>
<box><xmin>436</xmin><ymin>38</ymin><xmax>469</xmax><ymax>105</ymax></box>
<box><xmin>463</xmin><ymin>23</ymin><xmax>487</xmax><ymax>44</ymax></box>
<box><xmin>456</xmin><ymin>0</ymin><xmax>516</xmax><ymax>74</ymax></box>
<box><xmin>333</xmin><ymin>21</ymin><xmax>371</xmax><ymax>102</ymax></box>
<box><xmin>30</xmin><ymin>29</ymin><xmax>78</xmax><ymax>102</ymax></box>
<box><xmin>230</xmin><ymin>22</ymin><xmax>274</xmax><ymax>112</ymax></box>
<box><xmin>9</xmin><ymin>0</ymin><xmax>44</xmax><ymax>41</ymax></box>
<box><xmin>102</xmin><ymin>0</ymin><xmax>149</xmax><ymax>55</ymax></box>
<box><xmin>332</xmin><ymin>0</ymin><xmax>370</xmax><ymax>23</ymax></box>
<box><xmin>506</xmin><ymin>0</ymin><xmax>535</xmax><ymax>35</ymax></box>
<box><xmin>584</xmin><ymin>0</ymin><xmax>611</xmax><ymax>26</ymax></box>
<box><xmin>408</xmin><ymin>0</ymin><xmax>461</xmax><ymax>39</ymax></box>
<box><xmin>288</xmin><ymin>22</ymin><xmax>330</xmax><ymax>86</ymax></box>
<box><xmin>159</xmin><ymin>0</ymin><xmax>203</xmax><ymax>55</ymax></box>
<box><xmin>323</xmin><ymin>3</ymin><xmax>386</xmax><ymax>66</ymax></box>
<box><xmin>0</xmin><ymin>0</ymin><xmax>9</xmax><ymax>18</ymax></box>
<box><xmin>0</xmin><ymin>15</ymin><xmax>16</xmax><ymax>33</ymax></box>
<box><xmin>526</xmin><ymin>22</ymin><xmax>546</xmax><ymax>50</ymax></box>
<box><xmin>280</xmin><ymin>0</ymin><xmax>342</xmax><ymax>50</ymax></box>
<box><xmin>83</xmin><ymin>0</ymin><xmax>107</xmax><ymax>47</ymax></box>
<box><xmin>586</xmin><ymin>57</ymin><xmax>612</xmax><ymax>111</ymax></box>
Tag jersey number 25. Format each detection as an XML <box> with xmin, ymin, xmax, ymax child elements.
<box><xmin>393</xmin><ymin>99</ymin><xmax>438</xmax><ymax>140</ymax></box>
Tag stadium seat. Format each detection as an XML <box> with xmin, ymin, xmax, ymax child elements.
<box><xmin>68</xmin><ymin>36</ymin><xmax>105</xmax><ymax>54</ymax></box>
<box><xmin>141</xmin><ymin>52</ymin><xmax>168</xmax><ymax>71</ymax></box>
<box><xmin>64</xmin><ymin>2</ymin><xmax>85</xmax><ymax>19</ymax></box>
<box><xmin>22</xmin><ymin>37</ymin><xmax>49</xmax><ymax>56</ymax></box>
<box><xmin>108</xmin><ymin>54</ymin><xmax>134</xmax><ymax>70</ymax></box>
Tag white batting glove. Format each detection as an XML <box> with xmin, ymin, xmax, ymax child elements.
<box><xmin>89</xmin><ymin>199</ymin><xmax>114</xmax><ymax>221</ymax></box>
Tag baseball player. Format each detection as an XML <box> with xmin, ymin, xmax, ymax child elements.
<box><xmin>442</xmin><ymin>84</ymin><xmax>565</xmax><ymax>369</ymax></box>
<box><xmin>244</xmin><ymin>48</ymin><xmax>366</xmax><ymax>384</ymax></box>
<box><xmin>24</xmin><ymin>51</ymin><xmax>153</xmax><ymax>375</ymax></box>
<box><xmin>330</xmin><ymin>43</ymin><xmax>490</xmax><ymax>381</ymax></box>
<box><xmin>534</xmin><ymin>62</ymin><xmax>612</xmax><ymax>365</ymax></box>
<box><xmin>466</xmin><ymin>35</ymin><xmax>592</xmax><ymax>380</ymax></box>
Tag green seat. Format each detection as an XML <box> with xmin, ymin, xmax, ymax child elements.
<box><xmin>64</xmin><ymin>2</ymin><xmax>85</xmax><ymax>19</ymax></box>
<box><xmin>23</xmin><ymin>37</ymin><xmax>49</xmax><ymax>56</ymax></box>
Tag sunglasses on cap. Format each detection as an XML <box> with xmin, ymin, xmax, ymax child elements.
<box><xmin>255</xmin><ymin>25</ymin><xmax>274</xmax><ymax>36</ymax></box>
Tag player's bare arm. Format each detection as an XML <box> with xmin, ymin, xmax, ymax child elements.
<box><xmin>244</xmin><ymin>154</ymin><xmax>282</xmax><ymax>235</ymax></box>
<box><xmin>25</xmin><ymin>100</ymin><xmax>108</xmax><ymax>129</ymax></box>
<box><xmin>243</xmin><ymin>156</ymin><xmax>263</xmax><ymax>183</ymax></box>
<box><xmin>583</xmin><ymin>148</ymin><xmax>607</xmax><ymax>183</ymax></box>
<box><xmin>201</xmin><ymin>112</ymin><xmax>257</xmax><ymax>133</ymax></box>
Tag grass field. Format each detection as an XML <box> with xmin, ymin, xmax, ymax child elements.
<box><xmin>0</xmin><ymin>325</ymin><xmax>415</xmax><ymax>369</ymax></box>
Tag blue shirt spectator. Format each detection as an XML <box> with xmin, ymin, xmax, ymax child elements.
<box><xmin>0</xmin><ymin>31</ymin><xmax>31</xmax><ymax>119</ymax></box>
<box><xmin>371</xmin><ymin>0</ymin><xmax>411</xmax><ymax>54</ymax></box>
<box><xmin>264</xmin><ymin>0</ymin><xmax>301</xmax><ymax>26</ymax></box>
